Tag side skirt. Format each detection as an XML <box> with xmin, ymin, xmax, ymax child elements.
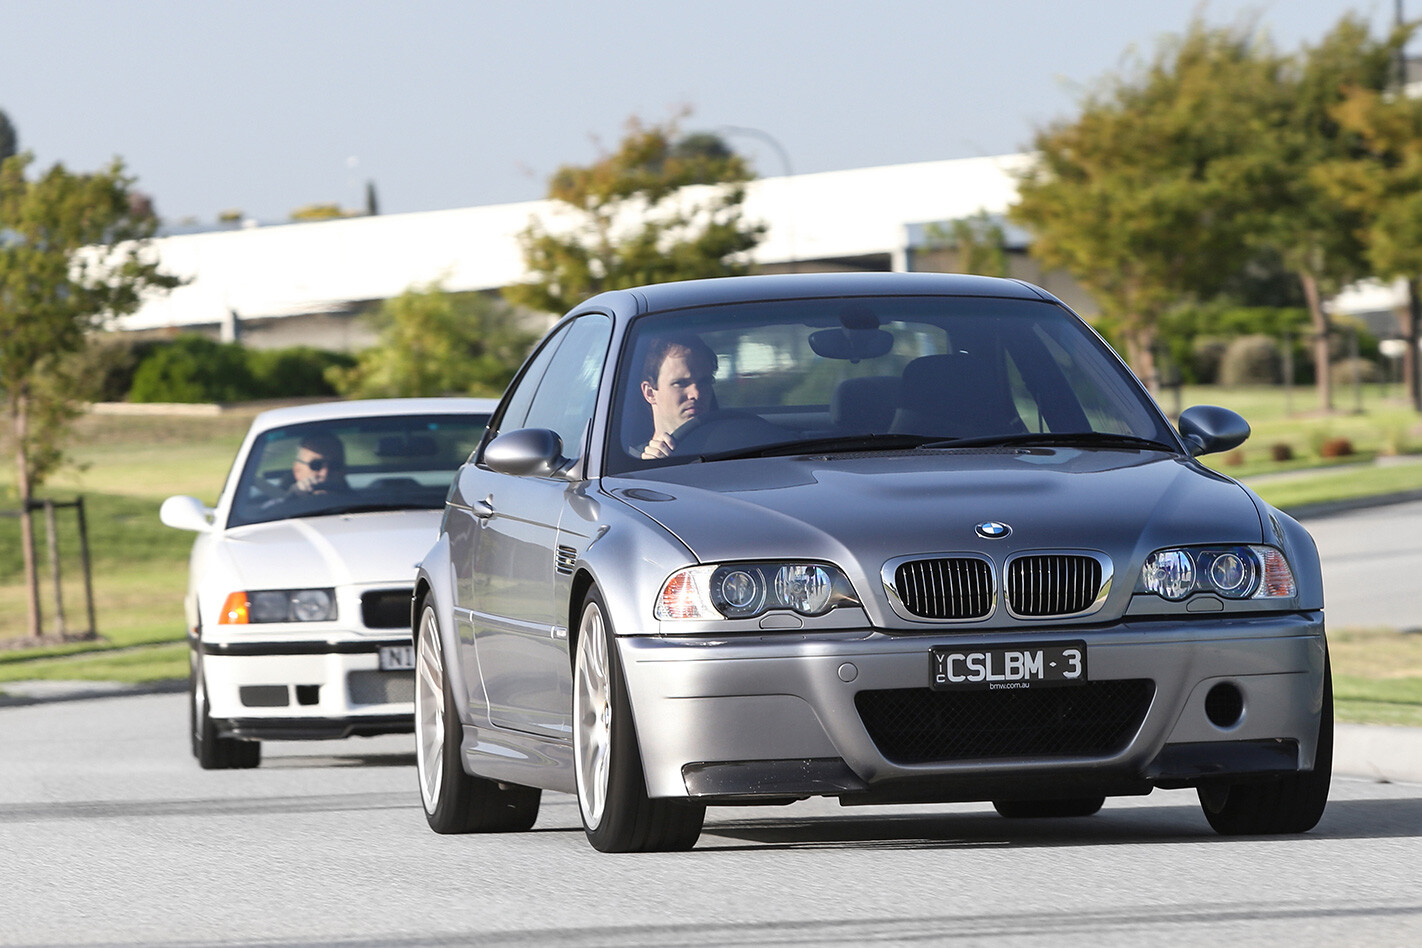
<box><xmin>460</xmin><ymin>721</ymin><xmax>576</xmax><ymax>794</ymax></box>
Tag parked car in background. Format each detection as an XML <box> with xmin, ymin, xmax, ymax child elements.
<box><xmin>413</xmin><ymin>273</ymin><xmax>1329</xmax><ymax>852</ymax></box>
<box><xmin>161</xmin><ymin>397</ymin><xmax>496</xmax><ymax>769</ymax></box>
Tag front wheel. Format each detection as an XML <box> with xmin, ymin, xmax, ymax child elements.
<box><xmin>1198</xmin><ymin>660</ymin><xmax>1333</xmax><ymax>835</ymax></box>
<box><xmin>574</xmin><ymin>587</ymin><xmax>704</xmax><ymax>852</ymax></box>
<box><xmin>189</xmin><ymin>646</ymin><xmax>260</xmax><ymax>770</ymax></box>
<box><xmin>414</xmin><ymin>598</ymin><xmax>540</xmax><ymax>834</ymax></box>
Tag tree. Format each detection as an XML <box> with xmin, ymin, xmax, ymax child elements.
<box><xmin>1252</xmin><ymin>15</ymin><xmax>1408</xmax><ymax>412</ymax></box>
<box><xmin>1010</xmin><ymin>20</ymin><xmax>1275</xmax><ymax>388</ymax></box>
<box><xmin>0</xmin><ymin>153</ymin><xmax>181</xmax><ymax>639</ymax></box>
<box><xmin>504</xmin><ymin>115</ymin><xmax>766</xmax><ymax>314</ymax></box>
<box><xmin>924</xmin><ymin>212</ymin><xmax>1010</xmax><ymax>277</ymax></box>
<box><xmin>329</xmin><ymin>282</ymin><xmax>539</xmax><ymax>398</ymax></box>
<box><xmin>1321</xmin><ymin>76</ymin><xmax>1422</xmax><ymax>410</ymax></box>
<box><xmin>0</xmin><ymin>109</ymin><xmax>16</xmax><ymax>164</ymax></box>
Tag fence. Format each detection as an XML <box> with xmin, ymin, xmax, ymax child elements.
<box><xmin>0</xmin><ymin>497</ymin><xmax>97</xmax><ymax>640</ymax></box>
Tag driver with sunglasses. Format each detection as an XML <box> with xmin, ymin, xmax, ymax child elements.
<box><xmin>288</xmin><ymin>432</ymin><xmax>350</xmax><ymax>496</ymax></box>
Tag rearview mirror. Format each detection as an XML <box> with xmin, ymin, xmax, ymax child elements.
<box><xmin>483</xmin><ymin>428</ymin><xmax>574</xmax><ymax>478</ymax></box>
<box><xmin>1178</xmin><ymin>405</ymin><xmax>1250</xmax><ymax>457</ymax></box>
<box><xmin>159</xmin><ymin>495</ymin><xmax>214</xmax><ymax>533</ymax></box>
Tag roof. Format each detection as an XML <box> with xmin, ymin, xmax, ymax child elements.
<box><xmin>118</xmin><ymin>154</ymin><xmax>1034</xmax><ymax>332</ymax></box>
<box><xmin>247</xmin><ymin>397</ymin><xmax>499</xmax><ymax>431</ymax></box>
<box><xmin>600</xmin><ymin>271</ymin><xmax>1053</xmax><ymax>313</ymax></box>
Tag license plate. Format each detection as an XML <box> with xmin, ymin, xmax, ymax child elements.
<box><xmin>378</xmin><ymin>645</ymin><xmax>415</xmax><ymax>671</ymax></box>
<box><xmin>931</xmin><ymin>641</ymin><xmax>1087</xmax><ymax>691</ymax></box>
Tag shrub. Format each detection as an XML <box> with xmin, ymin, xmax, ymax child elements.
<box><xmin>1190</xmin><ymin>335</ymin><xmax>1230</xmax><ymax>385</ymax></box>
<box><xmin>1218</xmin><ymin>334</ymin><xmax>1283</xmax><ymax>386</ymax></box>
<box><xmin>1318</xmin><ymin>437</ymin><xmax>1355</xmax><ymax>459</ymax></box>
<box><xmin>1270</xmin><ymin>443</ymin><xmax>1294</xmax><ymax>462</ymax></box>
<box><xmin>248</xmin><ymin>347</ymin><xmax>355</xmax><ymax>399</ymax></box>
<box><xmin>128</xmin><ymin>335</ymin><xmax>256</xmax><ymax>403</ymax></box>
<box><xmin>1328</xmin><ymin>357</ymin><xmax>1384</xmax><ymax>389</ymax></box>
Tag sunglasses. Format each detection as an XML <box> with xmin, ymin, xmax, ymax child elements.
<box><xmin>297</xmin><ymin>457</ymin><xmax>329</xmax><ymax>472</ymax></box>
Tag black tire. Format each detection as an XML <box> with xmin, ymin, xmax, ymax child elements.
<box><xmin>574</xmin><ymin>587</ymin><xmax>705</xmax><ymax>853</ymax></box>
<box><xmin>414</xmin><ymin>598</ymin><xmax>541</xmax><ymax>834</ymax></box>
<box><xmin>189</xmin><ymin>646</ymin><xmax>260</xmax><ymax>770</ymax></box>
<box><xmin>1198</xmin><ymin>660</ymin><xmax>1333</xmax><ymax>835</ymax></box>
<box><xmin>993</xmin><ymin>796</ymin><xmax>1105</xmax><ymax>819</ymax></box>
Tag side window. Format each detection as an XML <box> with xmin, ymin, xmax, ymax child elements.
<box><xmin>521</xmin><ymin>313</ymin><xmax>613</xmax><ymax>458</ymax></box>
<box><xmin>494</xmin><ymin>323</ymin><xmax>571</xmax><ymax>436</ymax></box>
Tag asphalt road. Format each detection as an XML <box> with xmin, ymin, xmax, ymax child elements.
<box><xmin>1</xmin><ymin>690</ymin><xmax>1419</xmax><ymax>948</ymax></box>
<box><xmin>1298</xmin><ymin>497</ymin><xmax>1422</xmax><ymax>632</ymax></box>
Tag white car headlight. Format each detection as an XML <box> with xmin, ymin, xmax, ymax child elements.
<box><xmin>657</xmin><ymin>562</ymin><xmax>858</xmax><ymax>620</ymax></box>
<box><xmin>1141</xmin><ymin>546</ymin><xmax>1295</xmax><ymax>601</ymax></box>
<box><xmin>220</xmin><ymin>588</ymin><xmax>337</xmax><ymax>624</ymax></box>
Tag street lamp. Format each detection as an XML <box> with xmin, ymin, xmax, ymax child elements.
<box><xmin>718</xmin><ymin>125</ymin><xmax>796</xmax><ymax>272</ymax></box>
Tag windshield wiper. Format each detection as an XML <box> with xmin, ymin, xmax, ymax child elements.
<box><xmin>918</xmin><ymin>432</ymin><xmax>1179</xmax><ymax>452</ymax></box>
<box><xmin>694</xmin><ymin>433</ymin><xmax>941</xmax><ymax>462</ymax></box>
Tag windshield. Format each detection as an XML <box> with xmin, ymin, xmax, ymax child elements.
<box><xmin>606</xmin><ymin>295</ymin><xmax>1176</xmax><ymax>474</ymax></box>
<box><xmin>228</xmin><ymin>413</ymin><xmax>489</xmax><ymax>527</ymax></box>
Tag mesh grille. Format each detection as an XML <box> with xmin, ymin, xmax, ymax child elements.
<box><xmin>855</xmin><ymin>679</ymin><xmax>1154</xmax><ymax>764</ymax></box>
<box><xmin>892</xmin><ymin>557</ymin><xmax>993</xmax><ymax>619</ymax></box>
<box><xmin>347</xmin><ymin>670</ymin><xmax>414</xmax><ymax>706</ymax></box>
<box><xmin>1005</xmin><ymin>555</ymin><xmax>1103</xmax><ymax>617</ymax></box>
<box><xmin>361</xmin><ymin>589</ymin><xmax>412</xmax><ymax>629</ymax></box>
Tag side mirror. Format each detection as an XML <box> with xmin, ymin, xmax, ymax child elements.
<box><xmin>160</xmin><ymin>495</ymin><xmax>214</xmax><ymax>533</ymax></box>
<box><xmin>483</xmin><ymin>428</ymin><xmax>573</xmax><ymax>478</ymax></box>
<box><xmin>1177</xmin><ymin>405</ymin><xmax>1250</xmax><ymax>457</ymax></box>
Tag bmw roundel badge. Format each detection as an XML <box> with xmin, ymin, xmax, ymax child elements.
<box><xmin>975</xmin><ymin>521</ymin><xmax>1012</xmax><ymax>539</ymax></box>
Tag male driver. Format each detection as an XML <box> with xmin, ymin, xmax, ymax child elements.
<box><xmin>639</xmin><ymin>335</ymin><xmax>718</xmax><ymax>460</ymax></box>
<box><xmin>288</xmin><ymin>432</ymin><xmax>349</xmax><ymax>495</ymax></box>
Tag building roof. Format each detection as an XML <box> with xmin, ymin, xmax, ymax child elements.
<box><xmin>118</xmin><ymin>154</ymin><xmax>1033</xmax><ymax>332</ymax></box>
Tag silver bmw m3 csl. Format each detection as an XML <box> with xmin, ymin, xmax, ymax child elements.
<box><xmin>412</xmin><ymin>272</ymin><xmax>1329</xmax><ymax>852</ymax></box>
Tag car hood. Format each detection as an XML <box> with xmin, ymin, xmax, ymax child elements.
<box><xmin>216</xmin><ymin>510</ymin><xmax>442</xmax><ymax>589</ymax></box>
<box><xmin>606</xmin><ymin>448</ymin><xmax>1263</xmax><ymax>570</ymax></box>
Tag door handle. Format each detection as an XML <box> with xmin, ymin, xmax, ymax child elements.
<box><xmin>471</xmin><ymin>496</ymin><xmax>495</xmax><ymax>520</ymax></box>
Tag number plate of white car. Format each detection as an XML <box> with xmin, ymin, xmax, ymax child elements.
<box><xmin>378</xmin><ymin>645</ymin><xmax>416</xmax><ymax>671</ymax></box>
<box><xmin>930</xmin><ymin>642</ymin><xmax>1087</xmax><ymax>691</ymax></box>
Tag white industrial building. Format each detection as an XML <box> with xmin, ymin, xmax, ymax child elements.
<box><xmin>115</xmin><ymin>153</ymin><xmax>1102</xmax><ymax>350</ymax></box>
<box><xmin>114</xmin><ymin>151</ymin><xmax>1404</xmax><ymax>352</ymax></box>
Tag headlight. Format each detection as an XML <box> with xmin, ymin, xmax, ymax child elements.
<box><xmin>219</xmin><ymin>588</ymin><xmax>337</xmax><ymax>624</ymax></box>
<box><xmin>1140</xmin><ymin>546</ymin><xmax>1294</xmax><ymax>601</ymax></box>
<box><xmin>656</xmin><ymin>562</ymin><xmax>858</xmax><ymax>620</ymax></box>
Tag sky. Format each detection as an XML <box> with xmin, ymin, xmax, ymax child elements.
<box><xmin>0</xmin><ymin>1</ymin><xmax>1405</xmax><ymax>226</ymax></box>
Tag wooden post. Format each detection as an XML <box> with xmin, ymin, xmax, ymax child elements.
<box><xmin>76</xmin><ymin>496</ymin><xmax>97</xmax><ymax>640</ymax></box>
<box><xmin>43</xmin><ymin>499</ymin><xmax>67</xmax><ymax>638</ymax></box>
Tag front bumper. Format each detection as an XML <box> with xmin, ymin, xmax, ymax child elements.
<box><xmin>201</xmin><ymin>636</ymin><xmax>414</xmax><ymax>741</ymax></box>
<box><xmin>616</xmin><ymin>611</ymin><xmax>1327</xmax><ymax>802</ymax></box>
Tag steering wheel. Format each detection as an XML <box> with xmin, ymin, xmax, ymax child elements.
<box><xmin>667</xmin><ymin>410</ymin><xmax>758</xmax><ymax>455</ymax></box>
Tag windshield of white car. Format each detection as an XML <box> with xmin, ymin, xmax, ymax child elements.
<box><xmin>607</xmin><ymin>295</ymin><xmax>1176</xmax><ymax>475</ymax></box>
<box><xmin>227</xmin><ymin>413</ymin><xmax>488</xmax><ymax>528</ymax></box>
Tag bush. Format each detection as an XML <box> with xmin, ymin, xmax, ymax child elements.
<box><xmin>1318</xmin><ymin>437</ymin><xmax>1355</xmax><ymax>459</ymax></box>
<box><xmin>1218</xmin><ymin>334</ymin><xmax>1283</xmax><ymax>386</ymax></box>
<box><xmin>128</xmin><ymin>336</ymin><xmax>256</xmax><ymax>403</ymax></box>
<box><xmin>1270</xmin><ymin>443</ymin><xmax>1294</xmax><ymax>462</ymax></box>
<box><xmin>126</xmin><ymin>336</ymin><xmax>354</xmax><ymax>403</ymax></box>
<box><xmin>1190</xmin><ymin>335</ymin><xmax>1230</xmax><ymax>385</ymax></box>
<box><xmin>1329</xmin><ymin>357</ymin><xmax>1384</xmax><ymax>389</ymax></box>
<box><xmin>248</xmin><ymin>347</ymin><xmax>354</xmax><ymax>399</ymax></box>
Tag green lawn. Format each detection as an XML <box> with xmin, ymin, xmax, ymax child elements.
<box><xmin>2</xmin><ymin>392</ymin><xmax>1421</xmax><ymax>726</ymax></box>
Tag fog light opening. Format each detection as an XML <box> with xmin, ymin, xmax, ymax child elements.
<box><xmin>1205</xmin><ymin>682</ymin><xmax>1244</xmax><ymax>729</ymax></box>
